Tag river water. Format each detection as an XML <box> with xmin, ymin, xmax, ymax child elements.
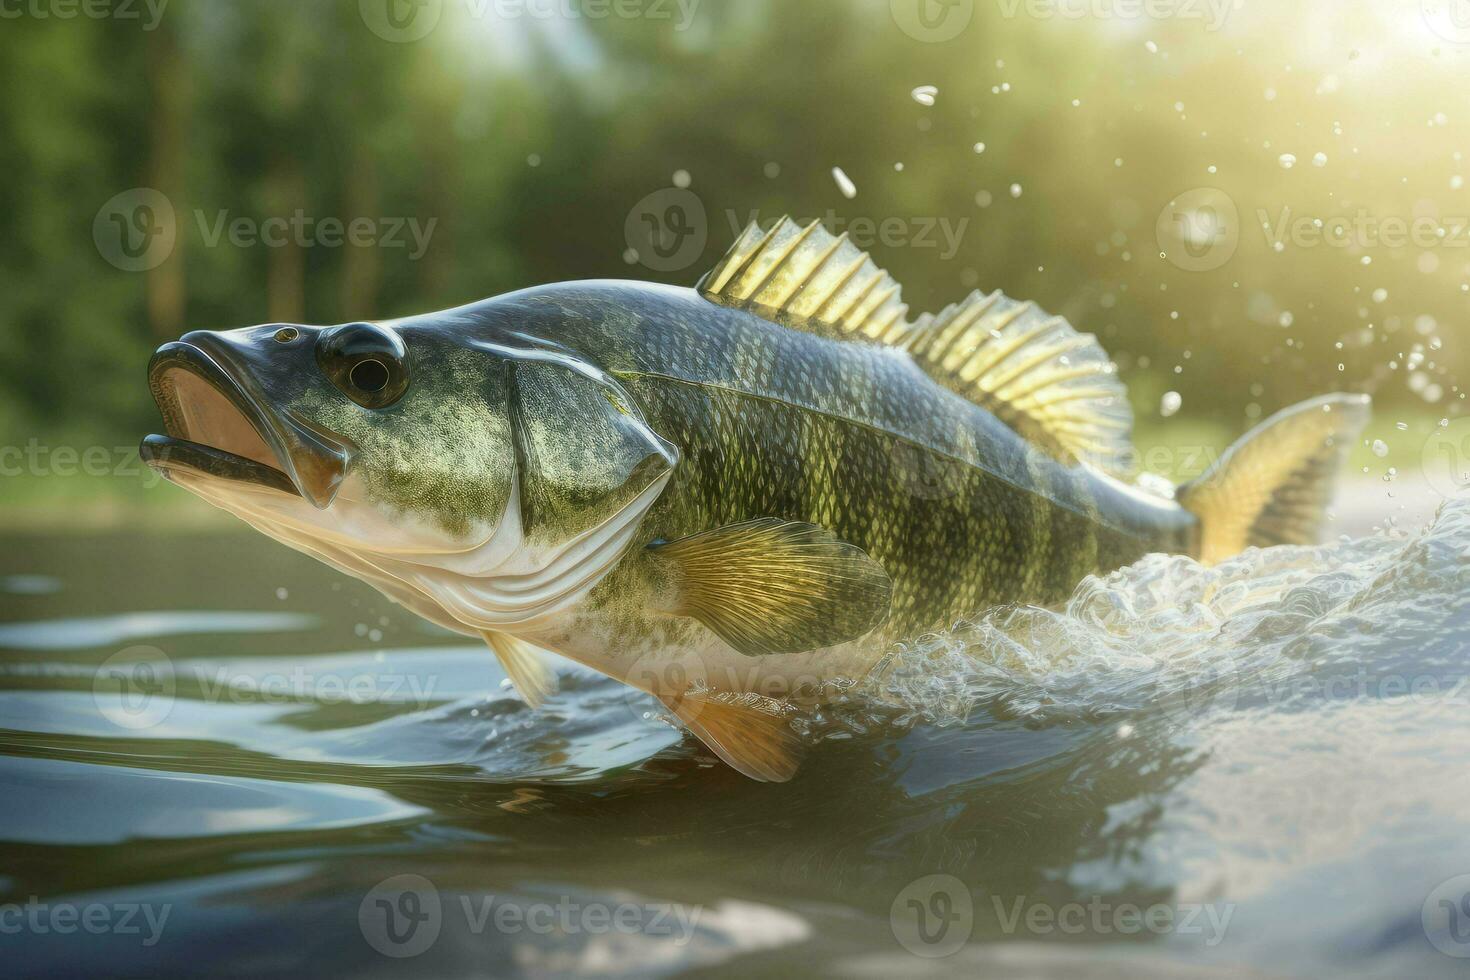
<box><xmin>2</xmin><ymin>483</ymin><xmax>1468</xmax><ymax>977</ymax></box>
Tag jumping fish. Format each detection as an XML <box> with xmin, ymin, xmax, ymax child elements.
<box><xmin>141</xmin><ymin>216</ymin><xmax>1370</xmax><ymax>780</ymax></box>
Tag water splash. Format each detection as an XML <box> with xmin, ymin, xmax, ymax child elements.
<box><xmin>816</xmin><ymin>496</ymin><xmax>1470</xmax><ymax>738</ymax></box>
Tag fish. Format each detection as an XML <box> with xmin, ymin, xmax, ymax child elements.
<box><xmin>140</xmin><ymin>215</ymin><xmax>1370</xmax><ymax>781</ymax></box>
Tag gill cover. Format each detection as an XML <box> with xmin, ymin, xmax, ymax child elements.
<box><xmin>497</xmin><ymin>346</ymin><xmax>680</xmax><ymax>545</ymax></box>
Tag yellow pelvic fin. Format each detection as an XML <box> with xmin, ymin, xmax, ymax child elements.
<box><xmin>483</xmin><ymin>631</ymin><xmax>557</xmax><ymax>708</ymax></box>
<box><xmin>646</xmin><ymin>519</ymin><xmax>892</xmax><ymax>657</ymax></box>
<box><xmin>660</xmin><ymin>690</ymin><xmax>803</xmax><ymax>782</ymax></box>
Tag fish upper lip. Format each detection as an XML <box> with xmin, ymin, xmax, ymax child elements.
<box><xmin>143</xmin><ymin>338</ymin><xmax>352</xmax><ymax>508</ymax></box>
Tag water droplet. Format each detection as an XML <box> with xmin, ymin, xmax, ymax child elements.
<box><xmin>1278</xmin><ymin>153</ymin><xmax>1297</xmax><ymax>169</ymax></box>
<box><xmin>1372</xmin><ymin>439</ymin><xmax>1389</xmax><ymax>458</ymax></box>
<box><xmin>1160</xmin><ymin>391</ymin><xmax>1183</xmax><ymax>418</ymax></box>
<box><xmin>1312</xmin><ymin>152</ymin><xmax>1328</xmax><ymax>167</ymax></box>
<box><xmin>973</xmin><ymin>141</ymin><xmax>986</xmax><ymax>154</ymax></box>
<box><xmin>1372</xmin><ymin>288</ymin><xmax>1388</xmax><ymax>303</ymax></box>
<box><xmin>275</xmin><ymin>587</ymin><xmax>289</xmax><ymax>600</ymax></box>
<box><xmin>911</xmin><ymin>85</ymin><xmax>938</xmax><ymax>106</ymax></box>
<box><xmin>672</xmin><ymin>169</ymin><xmax>691</xmax><ymax>189</ymax></box>
<box><xmin>1010</xmin><ymin>182</ymin><xmax>1023</xmax><ymax>198</ymax></box>
<box><xmin>832</xmin><ymin>166</ymin><xmax>857</xmax><ymax>199</ymax></box>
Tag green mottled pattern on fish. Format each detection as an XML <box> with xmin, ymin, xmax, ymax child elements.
<box><xmin>485</xmin><ymin>281</ymin><xmax>1192</xmax><ymax>645</ymax></box>
<box><xmin>142</xmin><ymin>215</ymin><xmax>1371</xmax><ymax>781</ymax></box>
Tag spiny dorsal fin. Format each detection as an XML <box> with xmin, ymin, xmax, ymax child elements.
<box><xmin>698</xmin><ymin>216</ymin><xmax>1136</xmax><ymax>477</ymax></box>
<box><xmin>697</xmin><ymin>216</ymin><xmax>913</xmax><ymax>344</ymax></box>
<box><xmin>903</xmin><ymin>290</ymin><xmax>1136</xmax><ymax>477</ymax></box>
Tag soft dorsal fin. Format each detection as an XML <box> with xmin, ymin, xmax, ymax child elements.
<box><xmin>697</xmin><ymin>216</ymin><xmax>1136</xmax><ymax>478</ymax></box>
<box><xmin>903</xmin><ymin>290</ymin><xmax>1136</xmax><ymax>477</ymax></box>
<box><xmin>696</xmin><ymin>216</ymin><xmax>913</xmax><ymax>344</ymax></box>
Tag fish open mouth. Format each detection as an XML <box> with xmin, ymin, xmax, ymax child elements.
<box><xmin>142</xmin><ymin>340</ymin><xmax>304</xmax><ymax>498</ymax></box>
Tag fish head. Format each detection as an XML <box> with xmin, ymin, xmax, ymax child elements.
<box><xmin>142</xmin><ymin>316</ymin><xmax>678</xmax><ymax>631</ymax></box>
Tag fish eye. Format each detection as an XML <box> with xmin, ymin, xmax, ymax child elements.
<box><xmin>349</xmin><ymin>358</ymin><xmax>390</xmax><ymax>393</ymax></box>
<box><xmin>316</xmin><ymin>322</ymin><xmax>410</xmax><ymax>409</ymax></box>
<box><xmin>273</xmin><ymin>327</ymin><xmax>299</xmax><ymax>344</ymax></box>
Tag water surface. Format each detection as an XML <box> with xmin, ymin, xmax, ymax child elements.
<box><xmin>2</xmin><ymin>487</ymin><xmax>1468</xmax><ymax>977</ymax></box>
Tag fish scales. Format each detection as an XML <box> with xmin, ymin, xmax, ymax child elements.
<box><xmin>140</xmin><ymin>216</ymin><xmax>1370</xmax><ymax>780</ymax></box>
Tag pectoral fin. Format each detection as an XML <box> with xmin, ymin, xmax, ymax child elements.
<box><xmin>483</xmin><ymin>631</ymin><xmax>557</xmax><ymax>707</ymax></box>
<box><xmin>646</xmin><ymin>519</ymin><xmax>892</xmax><ymax>657</ymax></box>
<box><xmin>660</xmin><ymin>691</ymin><xmax>803</xmax><ymax>782</ymax></box>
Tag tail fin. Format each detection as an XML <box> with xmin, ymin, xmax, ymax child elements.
<box><xmin>1178</xmin><ymin>394</ymin><xmax>1372</xmax><ymax>564</ymax></box>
